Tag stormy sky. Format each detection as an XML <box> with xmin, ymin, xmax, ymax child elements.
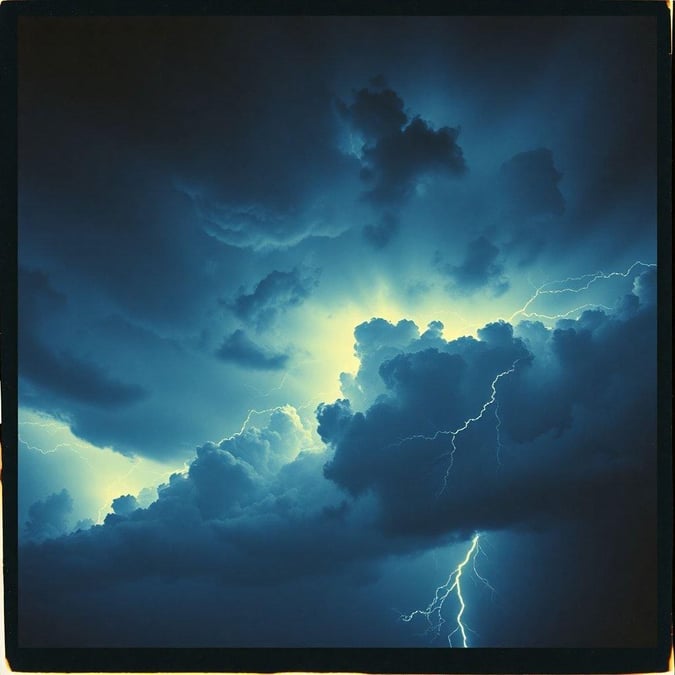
<box><xmin>17</xmin><ymin>15</ymin><xmax>659</xmax><ymax>649</ymax></box>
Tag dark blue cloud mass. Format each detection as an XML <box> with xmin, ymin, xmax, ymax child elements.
<box><xmin>339</xmin><ymin>81</ymin><xmax>466</xmax><ymax>204</ymax></box>
<box><xmin>216</xmin><ymin>329</ymin><xmax>289</xmax><ymax>370</ymax></box>
<box><xmin>438</xmin><ymin>235</ymin><xmax>509</xmax><ymax>296</ymax></box>
<box><xmin>14</xmin><ymin>13</ymin><xmax>662</xmax><ymax>655</ymax></box>
<box><xmin>23</xmin><ymin>489</ymin><xmax>74</xmax><ymax>543</ymax></box>
<box><xmin>19</xmin><ymin>268</ymin><xmax>148</xmax><ymax>409</ymax></box>
<box><xmin>230</xmin><ymin>267</ymin><xmax>320</xmax><ymax>331</ymax></box>
<box><xmin>18</xmin><ymin>273</ymin><xmax>657</xmax><ymax>645</ymax></box>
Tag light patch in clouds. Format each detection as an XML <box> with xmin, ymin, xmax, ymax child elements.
<box><xmin>18</xmin><ymin>409</ymin><xmax>185</xmax><ymax>531</ymax></box>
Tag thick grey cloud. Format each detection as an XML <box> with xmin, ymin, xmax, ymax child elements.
<box><xmin>15</xmin><ymin>15</ymin><xmax>660</xmax><ymax>651</ymax></box>
<box><xmin>340</xmin><ymin>318</ymin><xmax>420</xmax><ymax>410</ymax></box>
<box><xmin>18</xmin><ymin>285</ymin><xmax>657</xmax><ymax>646</ymax></box>
<box><xmin>19</xmin><ymin>269</ymin><xmax>148</xmax><ymax>409</ymax></box>
<box><xmin>230</xmin><ymin>268</ymin><xmax>320</xmax><ymax>331</ymax></box>
<box><xmin>215</xmin><ymin>330</ymin><xmax>289</xmax><ymax>370</ymax></box>
<box><xmin>24</xmin><ymin>489</ymin><xmax>73</xmax><ymax>542</ymax></box>
<box><xmin>360</xmin><ymin>117</ymin><xmax>466</xmax><ymax>204</ymax></box>
<box><xmin>337</xmin><ymin>84</ymin><xmax>408</xmax><ymax>143</ymax></box>
<box><xmin>339</xmin><ymin>82</ymin><xmax>466</xmax><ymax>205</ymax></box>
<box><xmin>320</xmin><ymin>283</ymin><xmax>655</xmax><ymax>539</ymax></box>
<box><xmin>439</xmin><ymin>235</ymin><xmax>509</xmax><ymax>296</ymax></box>
<box><xmin>111</xmin><ymin>495</ymin><xmax>140</xmax><ymax>516</ymax></box>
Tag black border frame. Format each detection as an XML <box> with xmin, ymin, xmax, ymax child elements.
<box><xmin>1</xmin><ymin>1</ymin><xmax>671</xmax><ymax>672</ymax></box>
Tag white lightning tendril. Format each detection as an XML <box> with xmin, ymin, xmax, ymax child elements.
<box><xmin>494</xmin><ymin>401</ymin><xmax>503</xmax><ymax>468</ymax></box>
<box><xmin>401</xmin><ymin>533</ymin><xmax>491</xmax><ymax>647</ymax></box>
<box><xmin>18</xmin><ymin>433</ymin><xmax>96</xmax><ymax>470</ymax></box>
<box><xmin>389</xmin><ymin>361</ymin><xmax>520</xmax><ymax>492</ymax></box>
<box><xmin>244</xmin><ymin>372</ymin><xmax>289</xmax><ymax>398</ymax></box>
<box><xmin>507</xmin><ymin>260</ymin><xmax>656</xmax><ymax>323</ymax></box>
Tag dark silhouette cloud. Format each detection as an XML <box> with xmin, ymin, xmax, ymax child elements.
<box><xmin>19</xmin><ymin>268</ymin><xmax>148</xmax><ymax>408</ymax></box>
<box><xmin>337</xmin><ymin>84</ymin><xmax>407</xmax><ymax>143</ymax></box>
<box><xmin>321</xmin><ymin>295</ymin><xmax>655</xmax><ymax>539</ymax></box>
<box><xmin>17</xmin><ymin>288</ymin><xmax>657</xmax><ymax>647</ymax></box>
<box><xmin>339</xmin><ymin>82</ymin><xmax>466</xmax><ymax>204</ymax></box>
<box><xmin>24</xmin><ymin>489</ymin><xmax>73</xmax><ymax>542</ymax></box>
<box><xmin>361</xmin><ymin>117</ymin><xmax>467</xmax><ymax>204</ymax></box>
<box><xmin>440</xmin><ymin>235</ymin><xmax>509</xmax><ymax>295</ymax></box>
<box><xmin>15</xmin><ymin>15</ymin><xmax>660</xmax><ymax>652</ymax></box>
<box><xmin>111</xmin><ymin>495</ymin><xmax>140</xmax><ymax>516</ymax></box>
<box><xmin>216</xmin><ymin>330</ymin><xmax>288</xmax><ymax>370</ymax></box>
<box><xmin>231</xmin><ymin>268</ymin><xmax>320</xmax><ymax>331</ymax></box>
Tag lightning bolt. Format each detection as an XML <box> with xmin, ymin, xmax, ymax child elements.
<box><xmin>507</xmin><ymin>260</ymin><xmax>656</xmax><ymax>323</ymax></box>
<box><xmin>438</xmin><ymin>361</ymin><xmax>519</xmax><ymax>492</ymax></box>
<box><xmin>244</xmin><ymin>372</ymin><xmax>289</xmax><ymax>398</ymax></box>
<box><xmin>401</xmin><ymin>533</ymin><xmax>490</xmax><ymax>647</ymax></box>
<box><xmin>494</xmin><ymin>401</ymin><xmax>504</xmax><ymax>467</ymax></box>
<box><xmin>390</xmin><ymin>361</ymin><xmax>519</xmax><ymax>493</ymax></box>
<box><xmin>18</xmin><ymin>433</ymin><xmax>96</xmax><ymax>470</ymax></box>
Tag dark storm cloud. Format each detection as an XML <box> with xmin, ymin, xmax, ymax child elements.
<box><xmin>216</xmin><ymin>330</ymin><xmax>289</xmax><ymax>370</ymax></box>
<box><xmin>22</xmin><ymin>339</ymin><xmax>148</xmax><ymax>408</ymax></box>
<box><xmin>321</xmin><ymin>284</ymin><xmax>656</xmax><ymax>538</ymax></box>
<box><xmin>339</xmin><ymin>82</ymin><xmax>466</xmax><ymax>204</ymax></box>
<box><xmin>18</xmin><ymin>284</ymin><xmax>657</xmax><ymax>645</ymax></box>
<box><xmin>439</xmin><ymin>235</ymin><xmax>509</xmax><ymax>296</ymax></box>
<box><xmin>20</xmin><ymin>288</ymin><xmax>656</xmax><ymax>568</ymax></box>
<box><xmin>337</xmin><ymin>84</ymin><xmax>408</xmax><ymax>143</ymax></box>
<box><xmin>360</xmin><ymin>117</ymin><xmax>466</xmax><ymax>204</ymax></box>
<box><xmin>24</xmin><ymin>489</ymin><xmax>73</xmax><ymax>542</ymax></box>
<box><xmin>362</xmin><ymin>213</ymin><xmax>399</xmax><ymax>249</ymax></box>
<box><xmin>499</xmin><ymin>148</ymin><xmax>565</xmax><ymax>219</ymax></box>
<box><xmin>230</xmin><ymin>268</ymin><xmax>320</xmax><ymax>331</ymax></box>
<box><xmin>340</xmin><ymin>318</ymin><xmax>420</xmax><ymax>409</ymax></box>
<box><xmin>19</xmin><ymin>268</ymin><xmax>148</xmax><ymax>408</ymax></box>
<box><xmin>18</xmin><ymin>409</ymin><xmax>385</xmax><ymax>596</ymax></box>
<box><xmin>111</xmin><ymin>495</ymin><xmax>140</xmax><ymax>516</ymax></box>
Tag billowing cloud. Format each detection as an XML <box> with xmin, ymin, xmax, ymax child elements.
<box><xmin>17</xmin><ymin>282</ymin><xmax>657</xmax><ymax>647</ymax></box>
<box><xmin>111</xmin><ymin>495</ymin><xmax>140</xmax><ymax>516</ymax></box>
<box><xmin>337</xmin><ymin>83</ymin><xmax>408</xmax><ymax>143</ymax></box>
<box><xmin>339</xmin><ymin>82</ymin><xmax>466</xmax><ymax>204</ymax></box>
<box><xmin>19</xmin><ymin>268</ymin><xmax>148</xmax><ymax>409</ymax></box>
<box><xmin>24</xmin><ymin>489</ymin><xmax>73</xmax><ymax>542</ymax></box>
<box><xmin>360</xmin><ymin>117</ymin><xmax>466</xmax><ymax>204</ymax></box>
<box><xmin>15</xmin><ymin>15</ymin><xmax>660</xmax><ymax>653</ymax></box>
<box><xmin>439</xmin><ymin>235</ymin><xmax>509</xmax><ymax>295</ymax></box>
<box><xmin>215</xmin><ymin>330</ymin><xmax>288</xmax><ymax>370</ymax></box>
<box><xmin>230</xmin><ymin>267</ymin><xmax>320</xmax><ymax>331</ymax></box>
<box><xmin>321</xmin><ymin>284</ymin><xmax>656</xmax><ymax>539</ymax></box>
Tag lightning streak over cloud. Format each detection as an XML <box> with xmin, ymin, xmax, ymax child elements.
<box><xmin>507</xmin><ymin>261</ymin><xmax>656</xmax><ymax>323</ymax></box>
<box><xmin>401</xmin><ymin>533</ymin><xmax>488</xmax><ymax>647</ymax></box>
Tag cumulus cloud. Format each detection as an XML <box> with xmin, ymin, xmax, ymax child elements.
<box><xmin>24</xmin><ymin>489</ymin><xmax>74</xmax><ymax>542</ymax></box>
<box><xmin>230</xmin><ymin>268</ymin><xmax>320</xmax><ymax>331</ymax></box>
<box><xmin>337</xmin><ymin>83</ymin><xmax>408</xmax><ymax>143</ymax></box>
<box><xmin>215</xmin><ymin>329</ymin><xmax>288</xmax><ymax>370</ymax></box>
<box><xmin>360</xmin><ymin>117</ymin><xmax>467</xmax><ymax>204</ymax></box>
<box><xmin>439</xmin><ymin>235</ymin><xmax>509</xmax><ymax>295</ymax></box>
<box><xmin>111</xmin><ymin>494</ymin><xmax>140</xmax><ymax>516</ymax></box>
<box><xmin>18</xmin><ymin>292</ymin><xmax>657</xmax><ymax>647</ymax></box>
<box><xmin>339</xmin><ymin>318</ymin><xmax>420</xmax><ymax>410</ymax></box>
<box><xmin>322</xmin><ymin>298</ymin><xmax>656</xmax><ymax>538</ymax></box>
<box><xmin>19</xmin><ymin>268</ymin><xmax>148</xmax><ymax>408</ymax></box>
<box><xmin>339</xmin><ymin>82</ymin><xmax>466</xmax><ymax>204</ymax></box>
